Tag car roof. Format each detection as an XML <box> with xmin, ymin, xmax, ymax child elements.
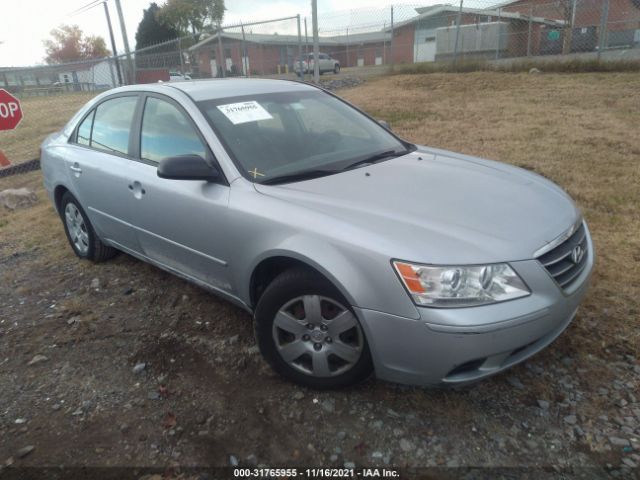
<box><xmin>160</xmin><ymin>78</ymin><xmax>317</xmax><ymax>102</ymax></box>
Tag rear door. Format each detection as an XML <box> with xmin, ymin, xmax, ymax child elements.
<box><xmin>125</xmin><ymin>93</ymin><xmax>233</xmax><ymax>292</ymax></box>
<box><xmin>63</xmin><ymin>94</ymin><xmax>141</xmax><ymax>252</ymax></box>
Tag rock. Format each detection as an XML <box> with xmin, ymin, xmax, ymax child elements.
<box><xmin>246</xmin><ymin>454</ymin><xmax>258</xmax><ymax>466</ymax></box>
<box><xmin>147</xmin><ymin>391</ymin><xmax>160</xmax><ymax>400</ymax></box>
<box><xmin>229</xmin><ymin>455</ymin><xmax>239</xmax><ymax>466</ymax></box>
<box><xmin>529</xmin><ymin>67</ymin><xmax>541</xmax><ymax>74</ymax></box>
<box><xmin>0</xmin><ymin>188</ymin><xmax>37</xmax><ymax>210</ymax></box>
<box><xmin>337</xmin><ymin>431</ymin><xmax>347</xmax><ymax>440</ymax></box>
<box><xmin>564</xmin><ymin>415</ymin><xmax>578</xmax><ymax>425</ymax></box>
<box><xmin>399</xmin><ymin>438</ymin><xmax>414</xmax><ymax>452</ymax></box>
<box><xmin>321</xmin><ymin>399</ymin><xmax>335</xmax><ymax>413</ymax></box>
<box><xmin>90</xmin><ymin>278</ymin><xmax>100</xmax><ymax>289</ymax></box>
<box><xmin>370</xmin><ymin>420</ymin><xmax>383</xmax><ymax>429</ymax></box>
<box><xmin>343</xmin><ymin>462</ymin><xmax>356</xmax><ymax>469</ymax></box>
<box><xmin>609</xmin><ymin>437</ymin><xmax>631</xmax><ymax>447</ymax></box>
<box><xmin>616</xmin><ymin>398</ymin><xmax>628</xmax><ymax>408</ymax></box>
<box><xmin>228</xmin><ymin>334</ymin><xmax>240</xmax><ymax>345</ymax></box>
<box><xmin>27</xmin><ymin>355</ymin><xmax>48</xmax><ymax>366</ymax></box>
<box><xmin>537</xmin><ymin>400</ymin><xmax>550</xmax><ymax>410</ymax></box>
<box><xmin>371</xmin><ymin>451</ymin><xmax>383</xmax><ymax>459</ymax></box>
<box><xmin>292</xmin><ymin>391</ymin><xmax>305</xmax><ymax>401</ymax></box>
<box><xmin>120</xmin><ymin>423</ymin><xmax>130</xmax><ymax>433</ymax></box>
<box><xmin>330</xmin><ymin>454</ymin><xmax>338</xmax><ymax>462</ymax></box>
<box><xmin>16</xmin><ymin>446</ymin><xmax>34</xmax><ymax>458</ymax></box>
<box><xmin>67</xmin><ymin>316</ymin><xmax>80</xmax><ymax>325</ymax></box>
<box><xmin>14</xmin><ymin>418</ymin><xmax>27</xmax><ymax>424</ymax></box>
<box><xmin>574</xmin><ymin>426</ymin><xmax>585</xmax><ymax>438</ymax></box>
<box><xmin>507</xmin><ymin>376</ymin><xmax>525</xmax><ymax>390</ymax></box>
<box><xmin>52</xmin><ymin>404</ymin><xmax>61</xmax><ymax>411</ymax></box>
<box><xmin>622</xmin><ymin>458</ymin><xmax>638</xmax><ymax>468</ymax></box>
<box><xmin>132</xmin><ymin>362</ymin><xmax>146</xmax><ymax>375</ymax></box>
<box><xmin>123</xmin><ymin>287</ymin><xmax>134</xmax><ymax>295</ymax></box>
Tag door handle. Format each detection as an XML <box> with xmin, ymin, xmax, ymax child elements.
<box><xmin>129</xmin><ymin>181</ymin><xmax>146</xmax><ymax>198</ymax></box>
<box><xmin>69</xmin><ymin>164</ymin><xmax>82</xmax><ymax>173</ymax></box>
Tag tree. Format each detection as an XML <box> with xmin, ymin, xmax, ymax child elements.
<box><xmin>135</xmin><ymin>2</ymin><xmax>180</xmax><ymax>50</ymax></box>
<box><xmin>43</xmin><ymin>25</ymin><xmax>110</xmax><ymax>64</ymax></box>
<box><xmin>158</xmin><ymin>0</ymin><xmax>225</xmax><ymax>41</ymax></box>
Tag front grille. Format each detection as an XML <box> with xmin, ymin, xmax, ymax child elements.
<box><xmin>537</xmin><ymin>222</ymin><xmax>588</xmax><ymax>290</ymax></box>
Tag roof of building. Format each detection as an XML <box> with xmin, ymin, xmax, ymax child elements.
<box><xmin>189</xmin><ymin>30</ymin><xmax>391</xmax><ymax>52</ymax></box>
<box><xmin>388</xmin><ymin>3</ymin><xmax>565</xmax><ymax>30</ymax></box>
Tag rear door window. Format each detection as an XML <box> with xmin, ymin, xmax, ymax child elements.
<box><xmin>90</xmin><ymin>96</ymin><xmax>138</xmax><ymax>155</ymax></box>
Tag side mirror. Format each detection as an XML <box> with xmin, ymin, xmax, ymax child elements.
<box><xmin>378</xmin><ymin>120</ymin><xmax>392</xmax><ymax>131</ymax></box>
<box><xmin>157</xmin><ymin>155</ymin><xmax>221</xmax><ymax>182</ymax></box>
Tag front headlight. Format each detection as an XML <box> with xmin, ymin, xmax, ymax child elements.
<box><xmin>393</xmin><ymin>261</ymin><xmax>530</xmax><ymax>307</ymax></box>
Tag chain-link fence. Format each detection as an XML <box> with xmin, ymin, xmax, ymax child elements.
<box><xmin>1</xmin><ymin>1</ymin><xmax>639</xmax><ymax>172</ymax></box>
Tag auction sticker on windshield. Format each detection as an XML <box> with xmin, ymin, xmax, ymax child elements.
<box><xmin>217</xmin><ymin>101</ymin><xmax>273</xmax><ymax>124</ymax></box>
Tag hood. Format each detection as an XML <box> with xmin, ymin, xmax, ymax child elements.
<box><xmin>254</xmin><ymin>149</ymin><xmax>580</xmax><ymax>264</ymax></box>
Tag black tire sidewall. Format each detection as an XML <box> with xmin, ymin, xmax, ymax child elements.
<box><xmin>334</xmin><ymin>64</ymin><xmax>340</xmax><ymax>74</ymax></box>
<box><xmin>60</xmin><ymin>192</ymin><xmax>96</xmax><ymax>260</ymax></box>
<box><xmin>254</xmin><ymin>268</ymin><xmax>373</xmax><ymax>389</ymax></box>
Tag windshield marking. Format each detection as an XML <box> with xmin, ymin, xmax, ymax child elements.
<box><xmin>217</xmin><ymin>101</ymin><xmax>273</xmax><ymax>125</ymax></box>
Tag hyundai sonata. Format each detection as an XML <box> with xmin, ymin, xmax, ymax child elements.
<box><xmin>41</xmin><ymin>79</ymin><xmax>594</xmax><ymax>389</ymax></box>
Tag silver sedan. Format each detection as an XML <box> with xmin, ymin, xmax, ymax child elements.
<box><xmin>41</xmin><ymin>79</ymin><xmax>594</xmax><ymax>389</ymax></box>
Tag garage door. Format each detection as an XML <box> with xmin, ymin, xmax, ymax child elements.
<box><xmin>415</xmin><ymin>39</ymin><xmax>436</xmax><ymax>63</ymax></box>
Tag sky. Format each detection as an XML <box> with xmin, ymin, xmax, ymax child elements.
<box><xmin>0</xmin><ymin>0</ymin><xmax>429</xmax><ymax>67</ymax></box>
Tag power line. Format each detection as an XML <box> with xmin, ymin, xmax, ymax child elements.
<box><xmin>68</xmin><ymin>0</ymin><xmax>104</xmax><ymax>17</ymax></box>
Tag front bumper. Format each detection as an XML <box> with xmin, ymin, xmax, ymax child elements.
<box><xmin>355</xmin><ymin>226</ymin><xmax>594</xmax><ymax>387</ymax></box>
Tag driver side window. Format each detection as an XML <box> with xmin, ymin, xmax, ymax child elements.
<box><xmin>140</xmin><ymin>97</ymin><xmax>207</xmax><ymax>163</ymax></box>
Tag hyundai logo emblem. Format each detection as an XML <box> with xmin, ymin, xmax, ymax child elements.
<box><xmin>571</xmin><ymin>245</ymin><xmax>585</xmax><ymax>264</ymax></box>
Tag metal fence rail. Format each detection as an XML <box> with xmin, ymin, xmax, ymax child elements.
<box><xmin>1</xmin><ymin>1</ymin><xmax>639</xmax><ymax>171</ymax></box>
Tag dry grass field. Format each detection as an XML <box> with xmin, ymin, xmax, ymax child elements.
<box><xmin>0</xmin><ymin>92</ymin><xmax>95</xmax><ymax>164</ymax></box>
<box><xmin>1</xmin><ymin>72</ymin><xmax>639</xmax><ymax>472</ymax></box>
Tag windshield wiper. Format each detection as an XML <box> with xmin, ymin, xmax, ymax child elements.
<box><xmin>341</xmin><ymin>149</ymin><xmax>406</xmax><ymax>171</ymax></box>
<box><xmin>260</xmin><ymin>168</ymin><xmax>338</xmax><ymax>185</ymax></box>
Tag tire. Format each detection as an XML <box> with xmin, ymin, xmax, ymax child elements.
<box><xmin>60</xmin><ymin>192</ymin><xmax>117</xmax><ymax>262</ymax></box>
<box><xmin>334</xmin><ymin>64</ymin><xmax>340</xmax><ymax>74</ymax></box>
<box><xmin>255</xmin><ymin>267</ymin><xmax>373</xmax><ymax>389</ymax></box>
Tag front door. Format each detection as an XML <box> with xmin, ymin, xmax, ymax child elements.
<box><xmin>127</xmin><ymin>94</ymin><xmax>233</xmax><ymax>293</ymax></box>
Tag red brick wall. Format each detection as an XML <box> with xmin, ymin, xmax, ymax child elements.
<box><xmin>392</xmin><ymin>24</ymin><xmax>415</xmax><ymax>64</ymax></box>
<box><xmin>502</xmin><ymin>0</ymin><xmax>640</xmax><ymax>31</ymax></box>
<box><xmin>136</xmin><ymin>69</ymin><xmax>169</xmax><ymax>84</ymax></box>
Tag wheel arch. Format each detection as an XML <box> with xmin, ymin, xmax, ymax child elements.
<box><xmin>53</xmin><ymin>184</ymin><xmax>71</xmax><ymax>214</ymax></box>
<box><xmin>248</xmin><ymin>251</ymin><xmax>356</xmax><ymax>310</ymax></box>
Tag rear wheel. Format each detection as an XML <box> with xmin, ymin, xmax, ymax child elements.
<box><xmin>60</xmin><ymin>192</ymin><xmax>116</xmax><ymax>262</ymax></box>
<box><xmin>255</xmin><ymin>268</ymin><xmax>372</xmax><ymax>389</ymax></box>
<box><xmin>334</xmin><ymin>64</ymin><xmax>340</xmax><ymax>74</ymax></box>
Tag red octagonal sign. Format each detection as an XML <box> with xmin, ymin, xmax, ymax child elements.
<box><xmin>0</xmin><ymin>89</ymin><xmax>23</xmax><ymax>131</ymax></box>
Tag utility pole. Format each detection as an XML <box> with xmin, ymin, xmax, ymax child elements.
<box><xmin>114</xmin><ymin>0</ymin><xmax>134</xmax><ymax>84</ymax></box>
<box><xmin>311</xmin><ymin>0</ymin><xmax>320</xmax><ymax>83</ymax></box>
<box><xmin>102</xmin><ymin>1</ymin><xmax>123</xmax><ymax>85</ymax></box>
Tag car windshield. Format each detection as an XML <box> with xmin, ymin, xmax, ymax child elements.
<box><xmin>197</xmin><ymin>90</ymin><xmax>411</xmax><ymax>184</ymax></box>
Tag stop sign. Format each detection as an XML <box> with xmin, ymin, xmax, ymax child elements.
<box><xmin>0</xmin><ymin>89</ymin><xmax>23</xmax><ymax>131</ymax></box>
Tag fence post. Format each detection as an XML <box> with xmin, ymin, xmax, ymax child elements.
<box><xmin>312</xmin><ymin>0</ymin><xmax>320</xmax><ymax>83</ymax></box>
<box><xmin>114</xmin><ymin>0</ymin><xmax>134</xmax><ymax>84</ymax></box>
<box><xmin>178</xmin><ymin>37</ymin><xmax>185</xmax><ymax>75</ymax></box>
<box><xmin>346</xmin><ymin>28</ymin><xmax>350</xmax><ymax>68</ymax></box>
<box><xmin>240</xmin><ymin>23</ymin><xmax>249</xmax><ymax>77</ymax></box>
<box><xmin>597</xmin><ymin>0</ymin><xmax>610</xmax><ymax>60</ymax></box>
<box><xmin>103</xmin><ymin>1</ymin><xmax>123</xmax><ymax>86</ymax></box>
<box><xmin>495</xmin><ymin>7</ymin><xmax>501</xmax><ymax>60</ymax></box>
<box><xmin>453</xmin><ymin>0</ymin><xmax>463</xmax><ymax>64</ymax></box>
<box><xmin>390</xmin><ymin>6</ymin><xmax>394</xmax><ymax>68</ymax></box>
<box><xmin>297</xmin><ymin>14</ymin><xmax>303</xmax><ymax>80</ymax></box>
<box><xmin>527</xmin><ymin>4</ymin><xmax>533</xmax><ymax>57</ymax></box>
<box><xmin>217</xmin><ymin>22</ymin><xmax>225</xmax><ymax>78</ymax></box>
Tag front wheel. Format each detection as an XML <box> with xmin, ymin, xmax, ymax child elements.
<box><xmin>254</xmin><ymin>268</ymin><xmax>372</xmax><ymax>389</ymax></box>
<box><xmin>60</xmin><ymin>192</ymin><xmax>117</xmax><ymax>262</ymax></box>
